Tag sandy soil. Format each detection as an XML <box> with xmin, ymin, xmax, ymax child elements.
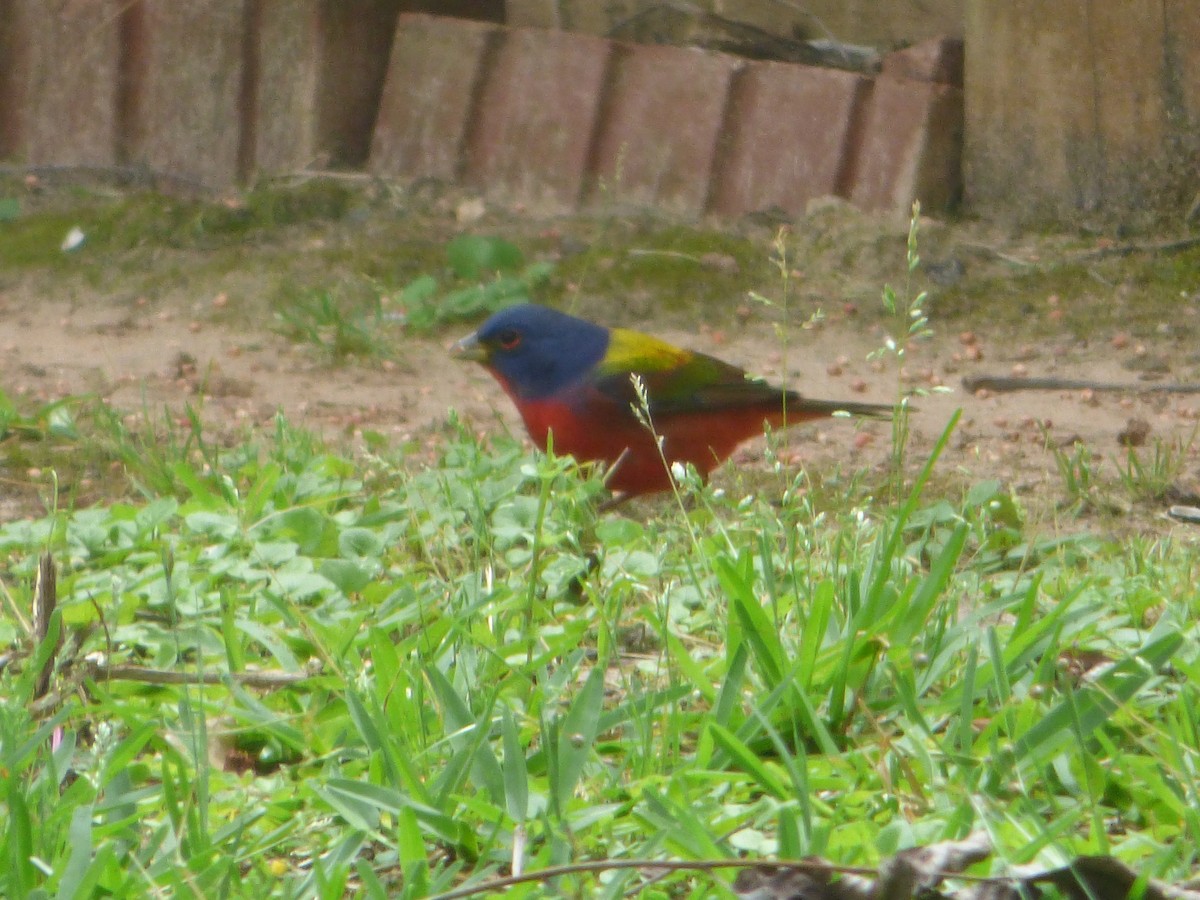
<box><xmin>2</xmin><ymin>177</ymin><xmax>1198</xmax><ymax>535</ymax></box>
<box><xmin>4</xmin><ymin>271</ymin><xmax>1198</xmax><ymax>536</ymax></box>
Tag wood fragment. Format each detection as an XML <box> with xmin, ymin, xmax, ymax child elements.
<box><xmin>96</xmin><ymin>663</ymin><xmax>315</xmax><ymax>688</ymax></box>
<box><xmin>32</xmin><ymin>554</ymin><xmax>59</xmax><ymax>700</ymax></box>
<box><xmin>1070</xmin><ymin>236</ymin><xmax>1200</xmax><ymax>261</ymax></box>
<box><xmin>29</xmin><ymin>660</ymin><xmax>319</xmax><ymax>716</ymax></box>
<box><xmin>962</xmin><ymin>375</ymin><xmax>1200</xmax><ymax>395</ymax></box>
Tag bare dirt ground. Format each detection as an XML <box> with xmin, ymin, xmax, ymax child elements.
<box><xmin>3</xmin><ymin>185</ymin><xmax>1199</xmax><ymax>534</ymax></box>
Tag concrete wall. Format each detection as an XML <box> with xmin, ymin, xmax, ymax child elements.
<box><xmin>965</xmin><ymin>0</ymin><xmax>1200</xmax><ymax>224</ymax></box>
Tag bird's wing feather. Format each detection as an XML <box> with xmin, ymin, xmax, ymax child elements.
<box><xmin>593</xmin><ymin>328</ymin><xmax>778</xmax><ymax>416</ymax></box>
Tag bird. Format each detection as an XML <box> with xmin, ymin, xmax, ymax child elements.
<box><xmin>453</xmin><ymin>304</ymin><xmax>893</xmax><ymax>499</ymax></box>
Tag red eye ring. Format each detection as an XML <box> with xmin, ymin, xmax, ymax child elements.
<box><xmin>498</xmin><ymin>329</ymin><xmax>521</xmax><ymax>350</ymax></box>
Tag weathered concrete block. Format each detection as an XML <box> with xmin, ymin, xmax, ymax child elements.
<box><xmin>589</xmin><ymin>42</ymin><xmax>742</xmax><ymax>214</ymax></box>
<box><xmin>370</xmin><ymin>13</ymin><xmax>498</xmax><ymax>180</ymax></box>
<box><xmin>710</xmin><ymin>61</ymin><xmax>867</xmax><ymax>217</ymax></box>
<box><xmin>881</xmin><ymin>36</ymin><xmax>963</xmax><ymax>86</ymax></box>
<box><xmin>531</xmin><ymin>0</ymin><xmax>963</xmax><ymax>47</ymax></box>
<box><xmin>464</xmin><ymin>26</ymin><xmax>612</xmax><ymax>209</ymax></box>
<box><xmin>965</xmin><ymin>0</ymin><xmax>1200</xmax><ymax>223</ymax></box>
<box><xmin>252</xmin><ymin>0</ymin><xmax>322</xmax><ymax>175</ymax></box>
<box><xmin>503</xmin><ymin>0</ymin><xmax>560</xmax><ymax>28</ymax></box>
<box><xmin>0</xmin><ymin>0</ymin><xmax>120</xmax><ymax>165</ymax></box>
<box><xmin>312</xmin><ymin>0</ymin><xmax>405</xmax><ymax>167</ymax></box>
<box><xmin>256</xmin><ymin>3</ymin><xmax>495</xmax><ymax>177</ymax></box>
<box><xmin>848</xmin><ymin>76</ymin><xmax>963</xmax><ymax>216</ymax></box>
<box><xmin>124</xmin><ymin>0</ymin><xmax>246</xmax><ymax>186</ymax></box>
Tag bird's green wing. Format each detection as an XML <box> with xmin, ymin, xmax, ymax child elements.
<box><xmin>593</xmin><ymin>328</ymin><xmax>780</xmax><ymax>415</ymax></box>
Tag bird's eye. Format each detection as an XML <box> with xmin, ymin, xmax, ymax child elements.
<box><xmin>497</xmin><ymin>328</ymin><xmax>521</xmax><ymax>350</ymax></box>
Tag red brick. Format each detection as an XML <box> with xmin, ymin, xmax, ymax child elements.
<box><xmin>124</xmin><ymin>0</ymin><xmax>246</xmax><ymax>187</ymax></box>
<box><xmin>464</xmin><ymin>26</ymin><xmax>612</xmax><ymax>209</ymax></box>
<box><xmin>589</xmin><ymin>43</ymin><xmax>742</xmax><ymax>215</ymax></box>
<box><xmin>847</xmin><ymin>76</ymin><xmax>962</xmax><ymax>215</ymax></box>
<box><xmin>881</xmin><ymin>37</ymin><xmax>964</xmax><ymax>86</ymax></box>
<box><xmin>370</xmin><ymin>14</ymin><xmax>498</xmax><ymax>180</ymax></box>
<box><xmin>710</xmin><ymin>62</ymin><xmax>867</xmax><ymax>217</ymax></box>
<box><xmin>0</xmin><ymin>0</ymin><xmax>119</xmax><ymax>165</ymax></box>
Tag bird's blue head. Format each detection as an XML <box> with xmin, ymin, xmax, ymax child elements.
<box><xmin>453</xmin><ymin>304</ymin><xmax>610</xmax><ymax>400</ymax></box>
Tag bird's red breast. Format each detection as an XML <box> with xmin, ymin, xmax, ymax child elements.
<box><xmin>454</xmin><ymin>304</ymin><xmax>893</xmax><ymax>499</ymax></box>
<box><xmin>511</xmin><ymin>385</ymin><xmax>825</xmax><ymax>495</ymax></box>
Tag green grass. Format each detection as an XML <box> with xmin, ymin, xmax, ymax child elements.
<box><xmin>0</xmin><ymin>401</ymin><xmax>1197</xmax><ymax>898</ymax></box>
<box><xmin>2</xmin><ymin>183</ymin><xmax>1199</xmax><ymax>896</ymax></box>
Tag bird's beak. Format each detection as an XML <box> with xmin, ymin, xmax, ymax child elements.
<box><xmin>451</xmin><ymin>331</ymin><xmax>489</xmax><ymax>363</ymax></box>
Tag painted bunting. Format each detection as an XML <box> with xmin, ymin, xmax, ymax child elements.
<box><xmin>453</xmin><ymin>304</ymin><xmax>892</xmax><ymax>498</ymax></box>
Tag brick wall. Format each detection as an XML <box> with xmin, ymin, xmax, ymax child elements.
<box><xmin>2</xmin><ymin>2</ymin><xmax>1192</xmax><ymax>224</ymax></box>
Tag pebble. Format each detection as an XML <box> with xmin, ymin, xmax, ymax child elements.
<box><xmin>1117</xmin><ymin>417</ymin><xmax>1151</xmax><ymax>447</ymax></box>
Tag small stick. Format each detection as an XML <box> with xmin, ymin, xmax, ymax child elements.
<box><xmin>32</xmin><ymin>554</ymin><xmax>59</xmax><ymax>700</ymax></box>
<box><xmin>95</xmin><ymin>664</ymin><xmax>314</xmax><ymax>688</ymax></box>
<box><xmin>962</xmin><ymin>375</ymin><xmax>1200</xmax><ymax>395</ymax></box>
<box><xmin>1070</xmin><ymin>235</ymin><xmax>1200</xmax><ymax>261</ymax></box>
<box><xmin>30</xmin><ymin>661</ymin><xmax>318</xmax><ymax>716</ymax></box>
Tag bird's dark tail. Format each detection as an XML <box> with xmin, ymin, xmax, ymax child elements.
<box><xmin>782</xmin><ymin>396</ymin><xmax>896</xmax><ymax>421</ymax></box>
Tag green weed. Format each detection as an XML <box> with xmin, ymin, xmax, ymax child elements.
<box><xmin>394</xmin><ymin>234</ymin><xmax>554</xmax><ymax>332</ymax></box>
<box><xmin>274</xmin><ymin>287</ymin><xmax>395</xmax><ymax>361</ymax></box>
<box><xmin>3</xmin><ymin>398</ymin><xmax>1195</xmax><ymax>897</ymax></box>
<box><xmin>1119</xmin><ymin>430</ymin><xmax>1197</xmax><ymax>503</ymax></box>
<box><xmin>2</xmin><ymin>197</ymin><xmax>1199</xmax><ymax>897</ymax></box>
<box><xmin>0</xmin><ymin>386</ymin><xmax>78</xmax><ymax>443</ymax></box>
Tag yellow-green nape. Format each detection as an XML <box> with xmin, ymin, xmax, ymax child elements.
<box><xmin>601</xmin><ymin>327</ymin><xmax>694</xmax><ymax>374</ymax></box>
